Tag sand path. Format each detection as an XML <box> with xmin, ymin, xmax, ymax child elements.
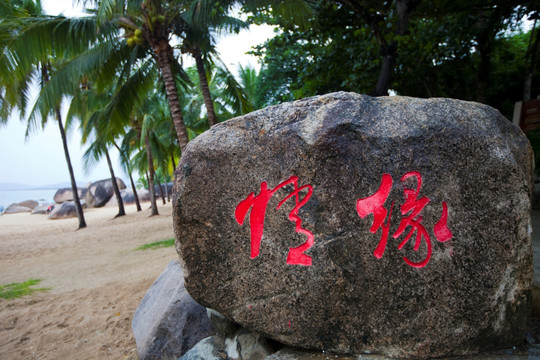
<box><xmin>0</xmin><ymin>202</ymin><xmax>176</xmax><ymax>360</ymax></box>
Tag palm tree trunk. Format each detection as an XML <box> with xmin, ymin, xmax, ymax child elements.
<box><xmin>145</xmin><ymin>131</ymin><xmax>159</xmax><ymax>216</ymax></box>
<box><xmin>42</xmin><ymin>61</ymin><xmax>87</xmax><ymax>230</ymax></box>
<box><xmin>129</xmin><ymin>172</ymin><xmax>142</xmax><ymax>212</ymax></box>
<box><xmin>171</xmin><ymin>154</ymin><xmax>176</xmax><ymax>171</ymax></box>
<box><xmin>42</xmin><ymin>64</ymin><xmax>86</xmax><ymax>229</ymax></box>
<box><xmin>373</xmin><ymin>44</ymin><xmax>396</xmax><ymax>96</ymax></box>
<box><xmin>55</xmin><ymin>107</ymin><xmax>87</xmax><ymax>229</ymax></box>
<box><xmin>193</xmin><ymin>48</ymin><xmax>218</xmax><ymax>127</ymax></box>
<box><xmin>104</xmin><ymin>148</ymin><xmax>125</xmax><ymax>217</ymax></box>
<box><xmin>154</xmin><ymin>40</ymin><xmax>190</xmax><ymax>150</ymax></box>
<box><xmin>165</xmin><ymin>180</ymin><xmax>170</xmax><ymax>202</ymax></box>
<box><xmin>154</xmin><ymin>173</ymin><xmax>166</xmax><ymax>205</ymax></box>
<box><xmin>524</xmin><ymin>19</ymin><xmax>539</xmax><ymax>102</ymax></box>
<box><xmin>114</xmin><ymin>143</ymin><xmax>142</xmax><ymax>212</ymax></box>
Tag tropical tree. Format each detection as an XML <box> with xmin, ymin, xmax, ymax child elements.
<box><xmin>74</xmin><ymin>88</ymin><xmax>126</xmax><ymax>218</ymax></box>
<box><xmin>178</xmin><ymin>2</ymin><xmax>249</xmax><ymax>127</ymax></box>
<box><xmin>0</xmin><ymin>0</ymin><xmax>97</xmax><ymax>229</ymax></box>
<box><xmin>116</xmin><ymin>133</ymin><xmax>143</xmax><ymax>212</ymax></box>
<box><xmin>85</xmin><ymin>0</ymin><xmax>195</xmax><ymax>150</ymax></box>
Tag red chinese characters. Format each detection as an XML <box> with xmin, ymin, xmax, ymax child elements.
<box><xmin>356</xmin><ymin>171</ymin><xmax>452</xmax><ymax>268</ymax></box>
<box><xmin>235</xmin><ymin>176</ymin><xmax>314</xmax><ymax>266</ymax></box>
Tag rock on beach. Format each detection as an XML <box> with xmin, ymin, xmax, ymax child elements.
<box><xmin>132</xmin><ymin>260</ymin><xmax>214</xmax><ymax>360</ymax></box>
<box><xmin>53</xmin><ymin>187</ymin><xmax>89</xmax><ymax>204</ymax></box>
<box><xmin>89</xmin><ymin>178</ymin><xmax>126</xmax><ymax>208</ymax></box>
<box><xmin>48</xmin><ymin>201</ymin><xmax>85</xmax><ymax>219</ymax></box>
<box><xmin>173</xmin><ymin>92</ymin><xmax>533</xmax><ymax>359</ymax></box>
<box><xmin>4</xmin><ymin>200</ymin><xmax>38</xmax><ymax>214</ymax></box>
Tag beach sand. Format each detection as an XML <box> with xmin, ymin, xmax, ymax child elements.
<box><xmin>0</xmin><ymin>202</ymin><xmax>176</xmax><ymax>360</ymax></box>
<box><xmin>1</xmin><ymin>202</ymin><xmax>540</xmax><ymax>360</ymax></box>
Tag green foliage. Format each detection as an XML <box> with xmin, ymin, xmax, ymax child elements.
<box><xmin>252</xmin><ymin>2</ymin><xmax>380</xmax><ymax>107</ymax></box>
<box><xmin>253</xmin><ymin>1</ymin><xmax>538</xmax><ymax>119</ymax></box>
<box><xmin>0</xmin><ymin>279</ymin><xmax>50</xmax><ymax>300</ymax></box>
<box><xmin>135</xmin><ymin>238</ymin><xmax>175</xmax><ymax>250</ymax></box>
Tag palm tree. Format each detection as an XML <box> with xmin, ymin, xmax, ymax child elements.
<box><xmin>75</xmin><ymin>88</ymin><xmax>127</xmax><ymax>218</ymax></box>
<box><xmin>87</xmin><ymin>0</ymin><xmax>192</xmax><ymax>149</ymax></box>
<box><xmin>237</xmin><ymin>64</ymin><xmax>261</xmax><ymax>110</ymax></box>
<box><xmin>115</xmin><ymin>136</ymin><xmax>143</xmax><ymax>212</ymax></box>
<box><xmin>0</xmin><ymin>1</ymin><xmax>96</xmax><ymax>229</ymax></box>
<box><xmin>179</xmin><ymin>2</ymin><xmax>248</xmax><ymax>127</ymax></box>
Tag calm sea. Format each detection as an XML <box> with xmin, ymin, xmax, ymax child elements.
<box><xmin>0</xmin><ymin>189</ymin><xmax>58</xmax><ymax>208</ymax></box>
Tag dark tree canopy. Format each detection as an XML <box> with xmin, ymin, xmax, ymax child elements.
<box><xmin>251</xmin><ymin>0</ymin><xmax>540</xmax><ymax>119</ymax></box>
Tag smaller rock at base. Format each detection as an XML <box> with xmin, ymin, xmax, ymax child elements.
<box><xmin>264</xmin><ymin>347</ymin><xmax>364</xmax><ymax>360</ymax></box>
<box><xmin>178</xmin><ymin>336</ymin><xmax>227</xmax><ymax>360</ymax></box>
<box><xmin>132</xmin><ymin>260</ymin><xmax>214</xmax><ymax>360</ymax></box>
<box><xmin>207</xmin><ymin>308</ymin><xmax>240</xmax><ymax>337</ymax></box>
<box><xmin>180</xmin><ymin>328</ymin><xmax>274</xmax><ymax>360</ymax></box>
<box><xmin>31</xmin><ymin>204</ymin><xmax>50</xmax><ymax>214</ymax></box>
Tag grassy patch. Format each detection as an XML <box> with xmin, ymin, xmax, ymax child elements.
<box><xmin>0</xmin><ymin>279</ymin><xmax>50</xmax><ymax>300</ymax></box>
<box><xmin>136</xmin><ymin>238</ymin><xmax>175</xmax><ymax>251</ymax></box>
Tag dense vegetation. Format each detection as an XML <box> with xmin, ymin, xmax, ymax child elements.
<box><xmin>0</xmin><ymin>0</ymin><xmax>538</xmax><ymax>228</ymax></box>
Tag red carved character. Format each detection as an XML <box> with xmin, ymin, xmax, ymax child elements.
<box><xmin>356</xmin><ymin>171</ymin><xmax>452</xmax><ymax>268</ymax></box>
<box><xmin>235</xmin><ymin>176</ymin><xmax>314</xmax><ymax>266</ymax></box>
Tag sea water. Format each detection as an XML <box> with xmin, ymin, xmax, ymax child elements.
<box><xmin>0</xmin><ymin>189</ymin><xmax>58</xmax><ymax>208</ymax></box>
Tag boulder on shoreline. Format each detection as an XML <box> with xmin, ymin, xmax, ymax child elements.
<box><xmin>53</xmin><ymin>187</ymin><xmax>89</xmax><ymax>204</ymax></box>
<box><xmin>4</xmin><ymin>200</ymin><xmax>39</xmax><ymax>214</ymax></box>
<box><xmin>104</xmin><ymin>189</ymin><xmax>151</xmax><ymax>207</ymax></box>
<box><xmin>31</xmin><ymin>204</ymin><xmax>52</xmax><ymax>214</ymax></box>
<box><xmin>4</xmin><ymin>205</ymin><xmax>32</xmax><ymax>214</ymax></box>
<box><xmin>48</xmin><ymin>200</ymin><xmax>86</xmax><ymax>219</ymax></box>
<box><xmin>89</xmin><ymin>178</ymin><xmax>126</xmax><ymax>208</ymax></box>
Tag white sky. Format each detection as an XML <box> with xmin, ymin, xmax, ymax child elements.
<box><xmin>0</xmin><ymin>0</ymin><xmax>275</xmax><ymax>187</ymax></box>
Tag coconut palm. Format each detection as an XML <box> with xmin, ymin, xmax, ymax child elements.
<box><xmin>178</xmin><ymin>2</ymin><xmax>248</xmax><ymax>127</ymax></box>
<box><xmin>74</xmin><ymin>88</ymin><xmax>127</xmax><ymax>218</ymax></box>
<box><xmin>115</xmin><ymin>133</ymin><xmax>143</xmax><ymax>212</ymax></box>
<box><xmin>0</xmin><ymin>0</ymin><xmax>101</xmax><ymax>229</ymax></box>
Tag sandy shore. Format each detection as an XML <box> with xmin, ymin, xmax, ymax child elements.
<box><xmin>0</xmin><ymin>202</ymin><xmax>176</xmax><ymax>360</ymax></box>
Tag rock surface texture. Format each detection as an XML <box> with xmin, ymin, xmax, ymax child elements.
<box><xmin>132</xmin><ymin>260</ymin><xmax>214</xmax><ymax>360</ymax></box>
<box><xmin>104</xmin><ymin>189</ymin><xmax>150</xmax><ymax>207</ymax></box>
<box><xmin>48</xmin><ymin>201</ymin><xmax>84</xmax><ymax>219</ymax></box>
<box><xmin>179</xmin><ymin>328</ymin><xmax>274</xmax><ymax>360</ymax></box>
<box><xmin>88</xmin><ymin>178</ymin><xmax>126</xmax><ymax>207</ymax></box>
<box><xmin>53</xmin><ymin>187</ymin><xmax>88</xmax><ymax>204</ymax></box>
<box><xmin>4</xmin><ymin>204</ymin><xmax>32</xmax><ymax>214</ymax></box>
<box><xmin>173</xmin><ymin>92</ymin><xmax>534</xmax><ymax>359</ymax></box>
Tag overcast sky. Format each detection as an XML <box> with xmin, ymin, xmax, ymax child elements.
<box><xmin>0</xmin><ymin>0</ymin><xmax>274</xmax><ymax>186</ymax></box>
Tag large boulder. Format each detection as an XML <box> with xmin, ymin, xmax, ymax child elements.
<box><xmin>88</xmin><ymin>178</ymin><xmax>126</xmax><ymax>207</ymax></box>
<box><xmin>16</xmin><ymin>200</ymin><xmax>38</xmax><ymax>210</ymax></box>
<box><xmin>4</xmin><ymin>204</ymin><xmax>32</xmax><ymax>214</ymax></box>
<box><xmin>3</xmin><ymin>200</ymin><xmax>39</xmax><ymax>214</ymax></box>
<box><xmin>132</xmin><ymin>260</ymin><xmax>214</xmax><ymax>360</ymax></box>
<box><xmin>48</xmin><ymin>201</ymin><xmax>85</xmax><ymax>219</ymax></box>
<box><xmin>173</xmin><ymin>92</ymin><xmax>534</xmax><ymax>359</ymax></box>
<box><xmin>155</xmin><ymin>182</ymin><xmax>173</xmax><ymax>197</ymax></box>
<box><xmin>53</xmin><ymin>187</ymin><xmax>88</xmax><ymax>204</ymax></box>
<box><xmin>31</xmin><ymin>204</ymin><xmax>51</xmax><ymax>214</ymax></box>
<box><xmin>104</xmin><ymin>189</ymin><xmax>151</xmax><ymax>207</ymax></box>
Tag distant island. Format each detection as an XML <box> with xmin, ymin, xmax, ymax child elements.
<box><xmin>0</xmin><ymin>182</ymin><xmax>85</xmax><ymax>191</ymax></box>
